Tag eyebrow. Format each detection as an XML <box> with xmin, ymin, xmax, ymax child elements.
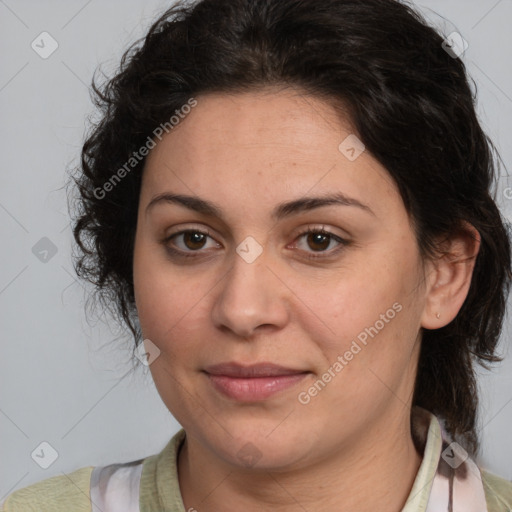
<box><xmin>145</xmin><ymin>192</ymin><xmax>375</xmax><ymax>220</ymax></box>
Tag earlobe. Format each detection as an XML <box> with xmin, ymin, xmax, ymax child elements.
<box><xmin>420</xmin><ymin>223</ymin><xmax>481</xmax><ymax>330</ymax></box>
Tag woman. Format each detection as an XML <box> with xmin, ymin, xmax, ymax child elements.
<box><xmin>2</xmin><ymin>0</ymin><xmax>511</xmax><ymax>510</ymax></box>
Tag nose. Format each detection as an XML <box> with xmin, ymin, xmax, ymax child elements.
<box><xmin>211</xmin><ymin>252</ymin><xmax>290</xmax><ymax>338</ymax></box>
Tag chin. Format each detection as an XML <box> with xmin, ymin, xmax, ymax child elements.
<box><xmin>209</xmin><ymin>422</ymin><xmax>313</xmax><ymax>471</ymax></box>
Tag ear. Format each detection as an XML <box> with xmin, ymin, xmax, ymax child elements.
<box><xmin>421</xmin><ymin>222</ymin><xmax>481</xmax><ymax>329</ymax></box>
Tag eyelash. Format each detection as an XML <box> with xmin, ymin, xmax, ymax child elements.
<box><xmin>162</xmin><ymin>227</ymin><xmax>350</xmax><ymax>261</ymax></box>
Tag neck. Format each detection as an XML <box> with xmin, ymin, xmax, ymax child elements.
<box><xmin>178</xmin><ymin>406</ymin><xmax>423</xmax><ymax>512</ymax></box>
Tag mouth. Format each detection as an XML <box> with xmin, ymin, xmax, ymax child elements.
<box><xmin>203</xmin><ymin>362</ymin><xmax>311</xmax><ymax>401</ymax></box>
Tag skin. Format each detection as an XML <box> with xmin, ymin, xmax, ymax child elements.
<box><xmin>132</xmin><ymin>87</ymin><xmax>480</xmax><ymax>512</ymax></box>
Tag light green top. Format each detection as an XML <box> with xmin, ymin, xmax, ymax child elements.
<box><xmin>2</xmin><ymin>415</ymin><xmax>512</xmax><ymax>511</ymax></box>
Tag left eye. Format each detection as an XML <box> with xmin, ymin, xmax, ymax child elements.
<box><xmin>294</xmin><ymin>229</ymin><xmax>346</xmax><ymax>253</ymax></box>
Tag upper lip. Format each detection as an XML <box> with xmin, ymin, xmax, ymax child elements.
<box><xmin>204</xmin><ymin>362</ymin><xmax>308</xmax><ymax>378</ymax></box>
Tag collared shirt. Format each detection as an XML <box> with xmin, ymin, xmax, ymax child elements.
<box><xmin>2</xmin><ymin>408</ymin><xmax>511</xmax><ymax>511</ymax></box>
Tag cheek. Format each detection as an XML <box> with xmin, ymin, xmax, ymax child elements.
<box><xmin>133</xmin><ymin>240</ymin><xmax>210</xmax><ymax>340</ymax></box>
<box><xmin>304</xmin><ymin>240</ymin><xmax>422</xmax><ymax>365</ymax></box>
<box><xmin>135</xmin><ymin>281</ymin><xmax>210</xmax><ymax>357</ymax></box>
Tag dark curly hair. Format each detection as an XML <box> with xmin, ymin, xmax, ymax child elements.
<box><xmin>68</xmin><ymin>0</ymin><xmax>512</xmax><ymax>455</ymax></box>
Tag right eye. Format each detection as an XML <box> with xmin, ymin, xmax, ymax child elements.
<box><xmin>163</xmin><ymin>229</ymin><xmax>222</xmax><ymax>259</ymax></box>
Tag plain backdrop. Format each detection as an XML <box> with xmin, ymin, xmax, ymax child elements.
<box><xmin>1</xmin><ymin>0</ymin><xmax>511</xmax><ymax>500</ymax></box>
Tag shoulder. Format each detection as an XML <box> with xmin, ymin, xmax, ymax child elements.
<box><xmin>0</xmin><ymin>466</ymin><xmax>94</xmax><ymax>512</ymax></box>
<box><xmin>0</xmin><ymin>433</ymin><xmax>184</xmax><ymax>512</ymax></box>
<box><xmin>482</xmin><ymin>469</ymin><xmax>512</xmax><ymax>511</ymax></box>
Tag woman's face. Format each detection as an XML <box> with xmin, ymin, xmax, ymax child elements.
<box><xmin>133</xmin><ymin>88</ymin><xmax>431</xmax><ymax>470</ymax></box>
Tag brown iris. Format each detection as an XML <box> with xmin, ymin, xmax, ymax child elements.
<box><xmin>183</xmin><ymin>232</ymin><xmax>207</xmax><ymax>250</ymax></box>
<box><xmin>306</xmin><ymin>232</ymin><xmax>331</xmax><ymax>251</ymax></box>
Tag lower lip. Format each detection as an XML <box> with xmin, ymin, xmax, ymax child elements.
<box><xmin>206</xmin><ymin>373</ymin><xmax>309</xmax><ymax>401</ymax></box>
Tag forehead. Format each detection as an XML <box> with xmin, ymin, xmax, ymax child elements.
<box><xmin>140</xmin><ymin>88</ymin><xmax>400</xmax><ymax>219</ymax></box>
<box><xmin>148</xmin><ymin>88</ymin><xmax>351</xmax><ymax>161</ymax></box>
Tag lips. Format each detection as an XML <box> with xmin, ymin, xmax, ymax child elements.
<box><xmin>203</xmin><ymin>362</ymin><xmax>310</xmax><ymax>401</ymax></box>
<box><xmin>204</xmin><ymin>362</ymin><xmax>307</xmax><ymax>377</ymax></box>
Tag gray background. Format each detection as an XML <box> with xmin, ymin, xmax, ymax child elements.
<box><xmin>1</xmin><ymin>0</ymin><xmax>511</xmax><ymax>500</ymax></box>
